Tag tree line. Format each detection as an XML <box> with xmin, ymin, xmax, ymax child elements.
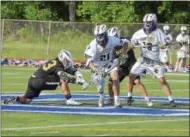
<box><xmin>1</xmin><ymin>1</ymin><xmax>190</xmax><ymax>24</ymax></box>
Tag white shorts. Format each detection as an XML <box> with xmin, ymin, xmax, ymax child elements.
<box><xmin>130</xmin><ymin>61</ymin><xmax>164</xmax><ymax>78</ymax></box>
<box><xmin>160</xmin><ymin>49</ymin><xmax>169</xmax><ymax>63</ymax></box>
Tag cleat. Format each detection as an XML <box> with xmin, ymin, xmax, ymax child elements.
<box><xmin>105</xmin><ymin>98</ymin><xmax>114</xmax><ymax>105</ymax></box>
<box><xmin>3</xmin><ymin>96</ymin><xmax>16</xmax><ymax>104</ymax></box>
<box><xmin>66</xmin><ymin>98</ymin><xmax>82</xmax><ymax>106</ymax></box>
<box><xmin>126</xmin><ymin>97</ymin><xmax>134</xmax><ymax>106</ymax></box>
<box><xmin>169</xmin><ymin>100</ymin><xmax>176</xmax><ymax>107</ymax></box>
<box><xmin>98</xmin><ymin>96</ymin><xmax>104</xmax><ymax>107</ymax></box>
<box><xmin>114</xmin><ymin>100</ymin><xmax>122</xmax><ymax>108</ymax></box>
<box><xmin>147</xmin><ymin>100</ymin><xmax>154</xmax><ymax>107</ymax></box>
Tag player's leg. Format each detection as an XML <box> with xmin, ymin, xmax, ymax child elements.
<box><xmin>127</xmin><ymin>62</ymin><xmax>144</xmax><ymax>105</ymax></box>
<box><xmin>150</xmin><ymin>65</ymin><xmax>176</xmax><ymax>107</ymax></box>
<box><xmin>60</xmin><ymin>80</ymin><xmax>82</xmax><ymax>105</ymax></box>
<box><xmin>91</xmin><ymin>72</ymin><xmax>105</xmax><ymax>107</ymax></box>
<box><xmin>133</xmin><ymin>78</ymin><xmax>153</xmax><ymax>107</ymax></box>
<box><xmin>3</xmin><ymin>77</ymin><xmax>42</xmax><ymax>104</ymax></box>
<box><xmin>110</xmin><ymin>69</ymin><xmax>122</xmax><ymax>108</ymax></box>
<box><xmin>106</xmin><ymin>78</ymin><xmax>114</xmax><ymax>105</ymax></box>
<box><xmin>106</xmin><ymin>67</ymin><xmax>126</xmax><ymax>105</ymax></box>
<box><xmin>159</xmin><ymin>77</ymin><xmax>176</xmax><ymax>107</ymax></box>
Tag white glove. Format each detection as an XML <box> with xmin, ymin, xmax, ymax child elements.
<box><xmin>75</xmin><ymin>71</ymin><xmax>85</xmax><ymax>84</ymax></box>
<box><xmin>75</xmin><ymin>71</ymin><xmax>89</xmax><ymax>90</ymax></box>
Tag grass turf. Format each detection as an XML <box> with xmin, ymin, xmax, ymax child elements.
<box><xmin>1</xmin><ymin>66</ymin><xmax>189</xmax><ymax>136</ymax></box>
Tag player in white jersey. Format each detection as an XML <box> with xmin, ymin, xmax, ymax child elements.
<box><xmin>174</xmin><ymin>26</ymin><xmax>189</xmax><ymax>72</ymax></box>
<box><xmin>84</xmin><ymin>24</ymin><xmax>127</xmax><ymax>108</ymax></box>
<box><xmin>160</xmin><ymin>25</ymin><xmax>173</xmax><ymax>72</ymax></box>
<box><xmin>129</xmin><ymin>13</ymin><xmax>176</xmax><ymax>107</ymax></box>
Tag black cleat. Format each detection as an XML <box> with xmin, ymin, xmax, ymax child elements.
<box><xmin>3</xmin><ymin>96</ymin><xmax>16</xmax><ymax>104</ymax></box>
<box><xmin>126</xmin><ymin>97</ymin><xmax>134</xmax><ymax>106</ymax></box>
<box><xmin>169</xmin><ymin>100</ymin><xmax>177</xmax><ymax>107</ymax></box>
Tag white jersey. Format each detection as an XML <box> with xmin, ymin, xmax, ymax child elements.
<box><xmin>131</xmin><ymin>28</ymin><xmax>166</xmax><ymax>61</ymax></box>
<box><xmin>176</xmin><ymin>33</ymin><xmax>189</xmax><ymax>51</ymax></box>
<box><xmin>84</xmin><ymin>36</ymin><xmax>125</xmax><ymax>67</ymax></box>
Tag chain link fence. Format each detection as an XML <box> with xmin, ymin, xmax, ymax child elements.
<box><xmin>1</xmin><ymin>19</ymin><xmax>189</xmax><ymax>64</ymax></box>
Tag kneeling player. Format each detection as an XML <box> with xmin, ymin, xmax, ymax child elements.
<box><xmin>3</xmin><ymin>49</ymin><xmax>89</xmax><ymax>105</ymax></box>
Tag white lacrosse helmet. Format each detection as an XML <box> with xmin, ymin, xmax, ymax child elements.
<box><xmin>181</xmin><ymin>26</ymin><xmax>188</xmax><ymax>35</ymax></box>
<box><xmin>163</xmin><ymin>25</ymin><xmax>170</xmax><ymax>31</ymax></box>
<box><xmin>108</xmin><ymin>27</ymin><xmax>120</xmax><ymax>38</ymax></box>
<box><xmin>58</xmin><ymin>49</ymin><xmax>73</xmax><ymax>69</ymax></box>
<box><xmin>163</xmin><ymin>25</ymin><xmax>170</xmax><ymax>34</ymax></box>
<box><xmin>143</xmin><ymin>13</ymin><xmax>157</xmax><ymax>33</ymax></box>
<box><xmin>94</xmin><ymin>24</ymin><xmax>108</xmax><ymax>47</ymax></box>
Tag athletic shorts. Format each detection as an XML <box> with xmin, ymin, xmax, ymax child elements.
<box><xmin>118</xmin><ymin>60</ymin><xmax>140</xmax><ymax>82</ymax></box>
<box><xmin>24</xmin><ymin>75</ymin><xmax>60</xmax><ymax>99</ymax></box>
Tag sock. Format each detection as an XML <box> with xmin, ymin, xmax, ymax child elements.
<box><xmin>168</xmin><ymin>96</ymin><xmax>173</xmax><ymax>101</ymax></box>
<box><xmin>114</xmin><ymin>96</ymin><xmax>119</xmax><ymax>102</ymax></box>
<box><xmin>99</xmin><ymin>93</ymin><xmax>104</xmax><ymax>98</ymax></box>
<box><xmin>128</xmin><ymin>92</ymin><xmax>132</xmax><ymax>97</ymax></box>
<box><xmin>65</xmin><ymin>94</ymin><xmax>72</xmax><ymax>100</ymax></box>
<box><xmin>144</xmin><ymin>96</ymin><xmax>150</xmax><ymax>102</ymax></box>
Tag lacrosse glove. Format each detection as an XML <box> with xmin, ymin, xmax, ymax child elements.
<box><xmin>75</xmin><ymin>71</ymin><xmax>89</xmax><ymax>90</ymax></box>
<box><xmin>57</xmin><ymin>71</ymin><xmax>69</xmax><ymax>81</ymax></box>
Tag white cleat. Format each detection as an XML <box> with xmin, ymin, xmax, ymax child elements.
<box><xmin>114</xmin><ymin>100</ymin><xmax>122</xmax><ymax>108</ymax></box>
<box><xmin>147</xmin><ymin>101</ymin><xmax>154</xmax><ymax>107</ymax></box>
<box><xmin>98</xmin><ymin>96</ymin><xmax>104</xmax><ymax>107</ymax></box>
<box><xmin>66</xmin><ymin>98</ymin><xmax>82</xmax><ymax>106</ymax></box>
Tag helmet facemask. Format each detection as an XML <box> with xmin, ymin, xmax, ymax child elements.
<box><xmin>95</xmin><ymin>32</ymin><xmax>108</xmax><ymax>48</ymax></box>
<box><xmin>143</xmin><ymin>21</ymin><xmax>156</xmax><ymax>34</ymax></box>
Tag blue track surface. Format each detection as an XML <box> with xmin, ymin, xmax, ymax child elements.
<box><xmin>1</xmin><ymin>93</ymin><xmax>189</xmax><ymax>117</ymax></box>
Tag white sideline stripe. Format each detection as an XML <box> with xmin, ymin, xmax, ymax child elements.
<box><xmin>2</xmin><ymin>118</ymin><xmax>189</xmax><ymax>131</ymax></box>
<box><xmin>2</xmin><ymin>110</ymin><xmax>189</xmax><ymax>117</ymax></box>
<box><xmin>2</xmin><ymin>92</ymin><xmax>190</xmax><ymax>100</ymax></box>
<box><xmin>30</xmin><ymin>131</ymin><xmax>60</xmax><ymax>135</ymax></box>
<box><xmin>2</xmin><ymin>104</ymin><xmax>189</xmax><ymax>112</ymax></box>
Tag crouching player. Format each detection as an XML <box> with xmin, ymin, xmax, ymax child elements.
<box><xmin>107</xmin><ymin>27</ymin><xmax>153</xmax><ymax>107</ymax></box>
<box><xmin>84</xmin><ymin>24</ymin><xmax>128</xmax><ymax>108</ymax></box>
<box><xmin>3</xmin><ymin>49</ymin><xmax>89</xmax><ymax>105</ymax></box>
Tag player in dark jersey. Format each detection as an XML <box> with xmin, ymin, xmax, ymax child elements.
<box><xmin>106</xmin><ymin>27</ymin><xmax>153</xmax><ymax>107</ymax></box>
<box><xmin>3</xmin><ymin>49</ymin><xmax>89</xmax><ymax>105</ymax></box>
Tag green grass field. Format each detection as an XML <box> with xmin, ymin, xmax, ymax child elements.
<box><xmin>1</xmin><ymin>66</ymin><xmax>189</xmax><ymax>136</ymax></box>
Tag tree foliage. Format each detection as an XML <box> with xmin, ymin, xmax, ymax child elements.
<box><xmin>1</xmin><ymin>1</ymin><xmax>190</xmax><ymax>24</ymax></box>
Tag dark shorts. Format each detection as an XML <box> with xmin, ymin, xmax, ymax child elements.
<box><xmin>118</xmin><ymin>61</ymin><xmax>140</xmax><ymax>82</ymax></box>
<box><xmin>24</xmin><ymin>75</ymin><xmax>60</xmax><ymax>99</ymax></box>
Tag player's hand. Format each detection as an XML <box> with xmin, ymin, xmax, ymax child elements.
<box><xmin>76</xmin><ymin>72</ymin><xmax>86</xmax><ymax>84</ymax></box>
<box><xmin>82</xmin><ymin>82</ymin><xmax>90</xmax><ymax>90</ymax></box>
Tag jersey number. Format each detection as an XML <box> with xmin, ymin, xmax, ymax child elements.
<box><xmin>100</xmin><ymin>53</ymin><xmax>110</xmax><ymax>61</ymax></box>
<box><xmin>43</xmin><ymin>60</ymin><xmax>57</xmax><ymax>71</ymax></box>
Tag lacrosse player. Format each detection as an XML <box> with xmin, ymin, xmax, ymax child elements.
<box><xmin>174</xmin><ymin>26</ymin><xmax>189</xmax><ymax>72</ymax></box>
<box><xmin>106</xmin><ymin>26</ymin><xmax>153</xmax><ymax>107</ymax></box>
<box><xmin>84</xmin><ymin>24</ymin><xmax>127</xmax><ymax>108</ymax></box>
<box><xmin>3</xmin><ymin>49</ymin><xmax>89</xmax><ymax>105</ymax></box>
<box><xmin>160</xmin><ymin>25</ymin><xmax>173</xmax><ymax>72</ymax></box>
<box><xmin>129</xmin><ymin>13</ymin><xmax>176</xmax><ymax>107</ymax></box>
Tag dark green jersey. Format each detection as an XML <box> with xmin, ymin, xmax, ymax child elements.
<box><xmin>33</xmin><ymin>58</ymin><xmax>77</xmax><ymax>78</ymax></box>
